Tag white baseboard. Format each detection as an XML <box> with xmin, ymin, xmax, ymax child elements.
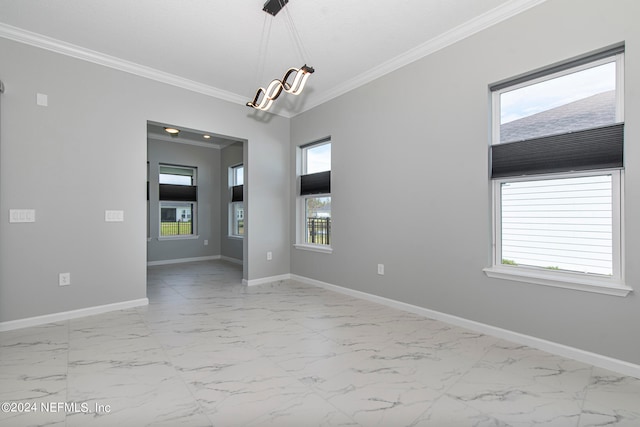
<box><xmin>147</xmin><ymin>255</ymin><xmax>221</xmax><ymax>266</ymax></box>
<box><xmin>290</xmin><ymin>274</ymin><xmax>640</xmax><ymax>379</ymax></box>
<box><xmin>0</xmin><ymin>298</ymin><xmax>149</xmax><ymax>332</ymax></box>
<box><xmin>243</xmin><ymin>274</ymin><xmax>291</xmax><ymax>287</ymax></box>
<box><xmin>220</xmin><ymin>256</ymin><xmax>243</xmax><ymax>265</ymax></box>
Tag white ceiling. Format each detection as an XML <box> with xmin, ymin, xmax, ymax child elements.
<box><xmin>0</xmin><ymin>0</ymin><xmax>544</xmax><ymax>117</ymax></box>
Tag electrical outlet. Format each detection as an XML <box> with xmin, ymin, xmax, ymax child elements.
<box><xmin>377</xmin><ymin>264</ymin><xmax>384</xmax><ymax>275</ymax></box>
<box><xmin>204</xmin><ymin>240</ymin><xmax>209</xmax><ymax>246</ymax></box>
<box><xmin>267</xmin><ymin>251</ymin><xmax>273</xmax><ymax>261</ymax></box>
<box><xmin>59</xmin><ymin>272</ymin><xmax>71</xmax><ymax>286</ymax></box>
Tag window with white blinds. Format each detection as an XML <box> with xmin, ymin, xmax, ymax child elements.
<box><xmin>499</xmin><ymin>173</ymin><xmax>615</xmax><ymax>276</ymax></box>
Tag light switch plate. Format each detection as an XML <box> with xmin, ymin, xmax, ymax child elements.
<box><xmin>9</xmin><ymin>209</ymin><xmax>36</xmax><ymax>223</ymax></box>
<box><xmin>105</xmin><ymin>210</ymin><xmax>124</xmax><ymax>222</ymax></box>
<box><xmin>36</xmin><ymin>93</ymin><xmax>48</xmax><ymax>106</ymax></box>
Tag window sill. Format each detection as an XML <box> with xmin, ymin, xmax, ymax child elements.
<box><xmin>483</xmin><ymin>266</ymin><xmax>632</xmax><ymax>297</ymax></box>
<box><xmin>158</xmin><ymin>235</ymin><xmax>200</xmax><ymax>241</ymax></box>
<box><xmin>294</xmin><ymin>243</ymin><xmax>333</xmax><ymax>254</ymax></box>
<box><xmin>227</xmin><ymin>235</ymin><xmax>244</xmax><ymax>240</ymax></box>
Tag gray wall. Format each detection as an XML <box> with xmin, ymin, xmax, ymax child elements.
<box><xmin>220</xmin><ymin>142</ymin><xmax>244</xmax><ymax>262</ymax></box>
<box><xmin>147</xmin><ymin>138</ymin><xmax>221</xmax><ymax>263</ymax></box>
<box><xmin>3</xmin><ymin>0</ymin><xmax>637</xmax><ymax>367</ymax></box>
<box><xmin>290</xmin><ymin>0</ymin><xmax>640</xmax><ymax>364</ymax></box>
<box><xmin>0</xmin><ymin>36</ymin><xmax>290</xmax><ymax>322</ymax></box>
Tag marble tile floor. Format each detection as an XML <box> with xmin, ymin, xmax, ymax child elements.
<box><xmin>1</xmin><ymin>260</ymin><xmax>639</xmax><ymax>426</ymax></box>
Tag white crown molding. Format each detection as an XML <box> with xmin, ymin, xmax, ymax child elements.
<box><xmin>0</xmin><ymin>22</ymin><xmax>247</xmax><ymax>106</ymax></box>
<box><xmin>0</xmin><ymin>0</ymin><xmax>547</xmax><ymax>118</ymax></box>
<box><xmin>298</xmin><ymin>0</ymin><xmax>549</xmax><ymax>114</ymax></box>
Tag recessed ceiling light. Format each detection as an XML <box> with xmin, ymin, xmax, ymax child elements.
<box><xmin>164</xmin><ymin>127</ymin><xmax>180</xmax><ymax>135</ymax></box>
<box><xmin>203</xmin><ymin>135</ymin><xmax>211</xmax><ymax>139</ymax></box>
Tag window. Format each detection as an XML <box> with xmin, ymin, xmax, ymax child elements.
<box><xmin>297</xmin><ymin>138</ymin><xmax>331</xmax><ymax>250</ymax></box>
<box><xmin>485</xmin><ymin>46</ymin><xmax>631</xmax><ymax>296</ymax></box>
<box><xmin>497</xmin><ymin>172</ymin><xmax>619</xmax><ymax>276</ymax></box>
<box><xmin>229</xmin><ymin>164</ymin><xmax>244</xmax><ymax>237</ymax></box>
<box><xmin>159</xmin><ymin>164</ymin><xmax>197</xmax><ymax>237</ymax></box>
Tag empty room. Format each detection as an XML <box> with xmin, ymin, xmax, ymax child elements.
<box><xmin>1</xmin><ymin>0</ymin><xmax>639</xmax><ymax>425</ymax></box>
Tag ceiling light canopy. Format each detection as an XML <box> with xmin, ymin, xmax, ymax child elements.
<box><xmin>247</xmin><ymin>0</ymin><xmax>314</xmax><ymax>112</ymax></box>
<box><xmin>262</xmin><ymin>0</ymin><xmax>289</xmax><ymax>16</ymax></box>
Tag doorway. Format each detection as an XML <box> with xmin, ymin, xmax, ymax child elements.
<box><xmin>146</xmin><ymin>121</ymin><xmax>246</xmax><ymax>270</ymax></box>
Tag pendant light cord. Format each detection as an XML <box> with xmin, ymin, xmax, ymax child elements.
<box><xmin>254</xmin><ymin>13</ymin><xmax>273</xmax><ymax>89</ymax></box>
<box><xmin>281</xmin><ymin>0</ymin><xmax>311</xmax><ymax>65</ymax></box>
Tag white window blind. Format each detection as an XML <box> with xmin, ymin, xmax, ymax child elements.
<box><xmin>500</xmin><ymin>174</ymin><xmax>613</xmax><ymax>276</ymax></box>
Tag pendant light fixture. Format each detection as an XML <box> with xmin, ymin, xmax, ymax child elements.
<box><xmin>246</xmin><ymin>64</ymin><xmax>314</xmax><ymax>111</ymax></box>
<box><xmin>246</xmin><ymin>0</ymin><xmax>314</xmax><ymax>111</ymax></box>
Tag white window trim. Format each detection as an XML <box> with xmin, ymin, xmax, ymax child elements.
<box><xmin>228</xmin><ymin>201</ymin><xmax>244</xmax><ymax>239</ymax></box>
<box><xmin>492</xmin><ymin>53</ymin><xmax>624</xmax><ymax>144</ymax></box>
<box><xmin>228</xmin><ymin>164</ymin><xmax>244</xmax><ymax>239</ymax></box>
<box><xmin>296</xmin><ymin>193</ymin><xmax>332</xmax><ymax>251</ymax></box>
<box><xmin>486</xmin><ymin>51</ymin><xmax>630</xmax><ymax>297</ymax></box>
<box><xmin>158</xmin><ymin>164</ymin><xmax>198</xmax><ymax>238</ymax></box>
<box><xmin>302</xmin><ymin>140</ymin><xmax>331</xmax><ymax>175</ymax></box>
<box><xmin>484</xmin><ymin>169</ymin><xmax>630</xmax><ymax>297</ymax></box>
<box><xmin>483</xmin><ymin>266</ymin><xmax>630</xmax><ymax>297</ymax></box>
<box><xmin>158</xmin><ymin>234</ymin><xmax>200</xmax><ymax>241</ymax></box>
<box><xmin>159</xmin><ymin>201</ymin><xmax>198</xmax><ymax>238</ymax></box>
<box><xmin>294</xmin><ymin>243</ymin><xmax>333</xmax><ymax>254</ymax></box>
<box><xmin>230</xmin><ymin>163</ymin><xmax>244</xmax><ymax>186</ymax></box>
<box><xmin>159</xmin><ymin>164</ymin><xmax>198</xmax><ymax>186</ymax></box>
<box><xmin>296</xmin><ymin>139</ymin><xmax>332</xmax><ymax>251</ymax></box>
